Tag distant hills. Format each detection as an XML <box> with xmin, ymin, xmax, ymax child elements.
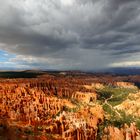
<box><xmin>107</xmin><ymin>67</ymin><xmax>140</xmax><ymax>75</ymax></box>
<box><xmin>1</xmin><ymin>67</ymin><xmax>140</xmax><ymax>78</ymax></box>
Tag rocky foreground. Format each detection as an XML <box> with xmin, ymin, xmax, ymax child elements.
<box><xmin>0</xmin><ymin>72</ymin><xmax>140</xmax><ymax>140</ymax></box>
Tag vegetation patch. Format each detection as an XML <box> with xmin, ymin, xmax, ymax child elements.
<box><xmin>97</xmin><ymin>86</ymin><xmax>138</xmax><ymax>106</ymax></box>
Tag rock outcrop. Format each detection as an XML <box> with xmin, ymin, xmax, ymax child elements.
<box><xmin>102</xmin><ymin>123</ymin><xmax>140</xmax><ymax>140</ymax></box>
<box><xmin>0</xmin><ymin>73</ymin><xmax>140</xmax><ymax>140</ymax></box>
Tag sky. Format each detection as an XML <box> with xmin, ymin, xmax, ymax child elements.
<box><xmin>0</xmin><ymin>0</ymin><xmax>140</xmax><ymax>70</ymax></box>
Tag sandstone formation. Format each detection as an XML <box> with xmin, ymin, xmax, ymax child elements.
<box><xmin>0</xmin><ymin>72</ymin><xmax>140</xmax><ymax>140</ymax></box>
<box><xmin>0</xmin><ymin>75</ymin><xmax>103</xmax><ymax>140</ymax></box>
<box><xmin>115</xmin><ymin>92</ymin><xmax>140</xmax><ymax>117</ymax></box>
<box><xmin>115</xmin><ymin>82</ymin><xmax>138</xmax><ymax>89</ymax></box>
<box><xmin>102</xmin><ymin>123</ymin><xmax>140</xmax><ymax>140</ymax></box>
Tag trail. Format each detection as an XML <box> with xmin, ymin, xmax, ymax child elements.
<box><xmin>103</xmin><ymin>95</ymin><xmax>122</xmax><ymax>118</ymax></box>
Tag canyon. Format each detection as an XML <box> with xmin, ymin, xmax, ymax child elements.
<box><xmin>0</xmin><ymin>71</ymin><xmax>140</xmax><ymax>140</ymax></box>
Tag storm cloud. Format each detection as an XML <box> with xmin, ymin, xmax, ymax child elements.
<box><xmin>0</xmin><ymin>0</ymin><xmax>140</xmax><ymax>70</ymax></box>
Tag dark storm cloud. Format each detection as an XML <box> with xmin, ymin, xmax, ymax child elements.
<box><xmin>112</xmin><ymin>49</ymin><xmax>140</xmax><ymax>56</ymax></box>
<box><xmin>0</xmin><ymin>0</ymin><xmax>140</xmax><ymax>69</ymax></box>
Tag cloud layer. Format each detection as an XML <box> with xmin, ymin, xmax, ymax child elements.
<box><xmin>0</xmin><ymin>0</ymin><xmax>140</xmax><ymax>70</ymax></box>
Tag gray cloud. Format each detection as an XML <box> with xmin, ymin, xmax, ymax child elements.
<box><xmin>0</xmin><ymin>0</ymin><xmax>140</xmax><ymax>70</ymax></box>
